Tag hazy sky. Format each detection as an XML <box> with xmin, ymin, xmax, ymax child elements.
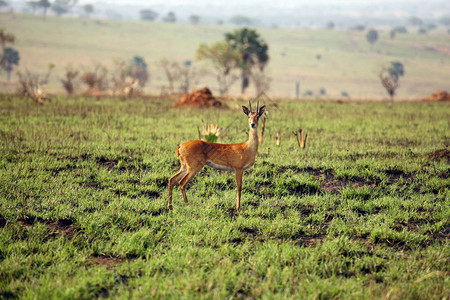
<box><xmin>74</xmin><ymin>0</ymin><xmax>449</xmax><ymax>16</ymax></box>
<box><xmin>77</xmin><ymin>0</ymin><xmax>421</xmax><ymax>6</ymax></box>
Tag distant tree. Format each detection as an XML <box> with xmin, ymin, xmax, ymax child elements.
<box><xmin>129</xmin><ymin>56</ymin><xmax>149</xmax><ymax>88</ymax></box>
<box><xmin>0</xmin><ymin>0</ymin><xmax>9</xmax><ymax>10</ymax></box>
<box><xmin>0</xmin><ymin>28</ymin><xmax>15</xmax><ymax>50</ymax></box>
<box><xmin>27</xmin><ymin>1</ymin><xmax>40</xmax><ymax>13</ymax></box>
<box><xmin>159</xmin><ymin>59</ymin><xmax>199</xmax><ymax>94</ymax></box>
<box><xmin>418</xmin><ymin>28</ymin><xmax>427</xmax><ymax>34</ymax></box>
<box><xmin>140</xmin><ymin>9</ymin><xmax>158</xmax><ymax>21</ymax></box>
<box><xmin>326</xmin><ymin>21</ymin><xmax>335</xmax><ymax>30</ymax></box>
<box><xmin>178</xmin><ymin>60</ymin><xmax>200</xmax><ymax>94</ymax></box>
<box><xmin>389</xmin><ymin>29</ymin><xmax>396</xmax><ymax>39</ymax></box>
<box><xmin>425</xmin><ymin>23</ymin><xmax>436</xmax><ymax>31</ymax></box>
<box><xmin>110</xmin><ymin>57</ymin><xmax>147</xmax><ymax>98</ymax></box>
<box><xmin>379</xmin><ymin>61</ymin><xmax>404</xmax><ymax>101</ymax></box>
<box><xmin>80</xmin><ymin>63</ymin><xmax>108</xmax><ymax>93</ymax></box>
<box><xmin>229</xmin><ymin>15</ymin><xmax>252</xmax><ymax>26</ymax></box>
<box><xmin>17</xmin><ymin>63</ymin><xmax>54</xmax><ymax>104</ymax></box>
<box><xmin>304</xmin><ymin>90</ymin><xmax>313</xmax><ymax>96</ymax></box>
<box><xmin>60</xmin><ymin>63</ymin><xmax>79</xmax><ymax>95</ymax></box>
<box><xmin>37</xmin><ymin>0</ymin><xmax>51</xmax><ymax>19</ymax></box>
<box><xmin>189</xmin><ymin>15</ymin><xmax>200</xmax><ymax>25</ymax></box>
<box><xmin>110</xmin><ymin>58</ymin><xmax>131</xmax><ymax>96</ymax></box>
<box><xmin>438</xmin><ymin>15</ymin><xmax>450</xmax><ymax>26</ymax></box>
<box><xmin>251</xmin><ymin>67</ymin><xmax>271</xmax><ymax>96</ymax></box>
<box><xmin>82</xmin><ymin>4</ymin><xmax>94</xmax><ymax>17</ymax></box>
<box><xmin>352</xmin><ymin>25</ymin><xmax>365</xmax><ymax>31</ymax></box>
<box><xmin>408</xmin><ymin>16</ymin><xmax>423</xmax><ymax>27</ymax></box>
<box><xmin>160</xmin><ymin>58</ymin><xmax>179</xmax><ymax>93</ymax></box>
<box><xmin>0</xmin><ymin>28</ymin><xmax>16</xmax><ymax>79</ymax></box>
<box><xmin>392</xmin><ymin>26</ymin><xmax>408</xmax><ymax>34</ymax></box>
<box><xmin>389</xmin><ymin>62</ymin><xmax>404</xmax><ymax>79</ymax></box>
<box><xmin>163</xmin><ymin>11</ymin><xmax>176</xmax><ymax>23</ymax></box>
<box><xmin>225</xmin><ymin>28</ymin><xmax>269</xmax><ymax>94</ymax></box>
<box><xmin>196</xmin><ymin>41</ymin><xmax>241</xmax><ymax>95</ymax></box>
<box><xmin>366</xmin><ymin>29</ymin><xmax>379</xmax><ymax>45</ymax></box>
<box><xmin>51</xmin><ymin>0</ymin><xmax>78</xmax><ymax>16</ymax></box>
<box><xmin>0</xmin><ymin>47</ymin><xmax>19</xmax><ymax>80</ymax></box>
<box><xmin>51</xmin><ymin>3</ymin><xmax>67</xmax><ymax>16</ymax></box>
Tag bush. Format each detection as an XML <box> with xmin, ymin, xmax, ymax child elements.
<box><xmin>129</xmin><ymin>56</ymin><xmax>149</xmax><ymax>88</ymax></box>
<box><xmin>17</xmin><ymin>63</ymin><xmax>54</xmax><ymax>104</ymax></box>
<box><xmin>60</xmin><ymin>64</ymin><xmax>79</xmax><ymax>95</ymax></box>
<box><xmin>81</xmin><ymin>63</ymin><xmax>108</xmax><ymax>93</ymax></box>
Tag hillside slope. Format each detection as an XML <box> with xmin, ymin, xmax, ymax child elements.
<box><xmin>1</xmin><ymin>13</ymin><xmax>449</xmax><ymax>99</ymax></box>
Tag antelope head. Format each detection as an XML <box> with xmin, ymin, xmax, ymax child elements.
<box><xmin>242</xmin><ymin>100</ymin><xmax>266</xmax><ymax>130</ymax></box>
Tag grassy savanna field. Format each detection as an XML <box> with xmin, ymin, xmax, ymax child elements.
<box><xmin>0</xmin><ymin>95</ymin><xmax>449</xmax><ymax>298</ymax></box>
<box><xmin>0</xmin><ymin>13</ymin><xmax>450</xmax><ymax>99</ymax></box>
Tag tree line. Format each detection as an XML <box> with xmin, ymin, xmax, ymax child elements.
<box><xmin>1</xmin><ymin>19</ymin><xmax>412</xmax><ymax>101</ymax></box>
<box><xmin>0</xmin><ymin>24</ymin><xmax>406</xmax><ymax>101</ymax></box>
<box><xmin>2</xmin><ymin>26</ymin><xmax>270</xmax><ymax>102</ymax></box>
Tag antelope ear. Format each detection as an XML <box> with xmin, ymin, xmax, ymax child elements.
<box><xmin>242</xmin><ymin>106</ymin><xmax>250</xmax><ymax>116</ymax></box>
<box><xmin>258</xmin><ymin>105</ymin><xmax>266</xmax><ymax>118</ymax></box>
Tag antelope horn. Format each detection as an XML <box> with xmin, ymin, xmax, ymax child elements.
<box><xmin>249</xmin><ymin>100</ymin><xmax>252</xmax><ymax>113</ymax></box>
<box><xmin>256</xmin><ymin>100</ymin><xmax>259</xmax><ymax>113</ymax></box>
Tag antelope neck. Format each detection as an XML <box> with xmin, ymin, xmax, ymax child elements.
<box><xmin>247</xmin><ymin>127</ymin><xmax>259</xmax><ymax>150</ymax></box>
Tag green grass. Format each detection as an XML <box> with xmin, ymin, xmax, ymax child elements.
<box><xmin>0</xmin><ymin>96</ymin><xmax>449</xmax><ymax>299</ymax></box>
<box><xmin>1</xmin><ymin>13</ymin><xmax>450</xmax><ymax>99</ymax></box>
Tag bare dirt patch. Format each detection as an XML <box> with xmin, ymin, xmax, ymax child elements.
<box><xmin>304</xmin><ymin>167</ymin><xmax>370</xmax><ymax>193</ymax></box>
<box><xmin>18</xmin><ymin>216</ymin><xmax>79</xmax><ymax>239</ymax></box>
<box><xmin>46</xmin><ymin>218</ymin><xmax>79</xmax><ymax>239</ymax></box>
<box><xmin>295</xmin><ymin>234</ymin><xmax>327</xmax><ymax>247</ymax></box>
<box><xmin>89</xmin><ymin>254</ymin><xmax>125</xmax><ymax>268</ymax></box>
<box><xmin>428</xmin><ymin>148</ymin><xmax>450</xmax><ymax>161</ymax></box>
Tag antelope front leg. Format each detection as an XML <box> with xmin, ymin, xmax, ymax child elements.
<box><xmin>235</xmin><ymin>169</ymin><xmax>244</xmax><ymax>211</ymax></box>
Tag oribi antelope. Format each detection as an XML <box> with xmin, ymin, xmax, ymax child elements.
<box><xmin>168</xmin><ymin>101</ymin><xmax>266</xmax><ymax>211</ymax></box>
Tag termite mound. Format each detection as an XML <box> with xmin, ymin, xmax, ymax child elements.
<box><xmin>424</xmin><ymin>90</ymin><xmax>450</xmax><ymax>102</ymax></box>
<box><xmin>174</xmin><ymin>87</ymin><xmax>225</xmax><ymax>108</ymax></box>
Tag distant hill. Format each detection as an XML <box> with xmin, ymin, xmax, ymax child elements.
<box><xmin>13</xmin><ymin>0</ymin><xmax>450</xmax><ymax>28</ymax></box>
<box><xmin>1</xmin><ymin>13</ymin><xmax>449</xmax><ymax>99</ymax></box>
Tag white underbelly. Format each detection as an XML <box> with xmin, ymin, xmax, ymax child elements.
<box><xmin>205</xmin><ymin>161</ymin><xmax>235</xmax><ymax>172</ymax></box>
<box><xmin>243</xmin><ymin>161</ymin><xmax>254</xmax><ymax>170</ymax></box>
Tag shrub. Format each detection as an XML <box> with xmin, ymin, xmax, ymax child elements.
<box><xmin>80</xmin><ymin>63</ymin><xmax>108</xmax><ymax>93</ymax></box>
<box><xmin>17</xmin><ymin>63</ymin><xmax>54</xmax><ymax>104</ymax></box>
<box><xmin>60</xmin><ymin>63</ymin><xmax>79</xmax><ymax>95</ymax></box>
